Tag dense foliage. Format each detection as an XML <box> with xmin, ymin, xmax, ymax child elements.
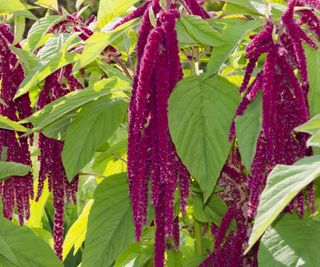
<box><xmin>0</xmin><ymin>0</ymin><xmax>320</xmax><ymax>266</ymax></box>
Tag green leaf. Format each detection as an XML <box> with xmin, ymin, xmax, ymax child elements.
<box><xmin>62</xmin><ymin>97</ymin><xmax>127</xmax><ymax>181</ymax></box>
<box><xmin>235</xmin><ymin>94</ymin><xmax>262</xmax><ymax>171</ymax></box>
<box><xmin>25</xmin><ymin>180</ymin><xmax>49</xmax><ymax>229</ymax></box>
<box><xmin>82</xmin><ymin>173</ymin><xmax>135</xmax><ymax>267</ymax></box>
<box><xmin>295</xmin><ymin>115</ymin><xmax>320</xmax><ymax>136</ymax></box>
<box><xmin>10</xmin><ymin>46</ymin><xmax>39</xmax><ymax>75</ymax></box>
<box><xmin>168</xmin><ymin>75</ymin><xmax>240</xmax><ymax>200</ymax></box>
<box><xmin>0</xmin><ymin>217</ymin><xmax>62</xmax><ymax>267</ymax></box>
<box><xmin>27</xmin><ymin>16</ymin><xmax>62</xmax><ymax>52</ymax></box>
<box><xmin>15</xmin><ymin>52</ymin><xmax>78</xmax><ymax>99</ymax></box>
<box><xmin>13</xmin><ymin>15</ymin><xmax>25</xmax><ymax>45</ymax></box>
<box><xmin>63</xmin><ymin>200</ymin><xmax>94</xmax><ymax>259</ymax></box>
<box><xmin>74</xmin><ymin>19</ymin><xmax>139</xmax><ymax>71</ymax></box>
<box><xmin>295</xmin><ymin>114</ymin><xmax>320</xmax><ymax>147</ymax></box>
<box><xmin>40</xmin><ymin>112</ymin><xmax>77</xmax><ymax>140</ymax></box>
<box><xmin>207</xmin><ymin>19</ymin><xmax>263</xmax><ymax>75</ymax></box>
<box><xmin>247</xmin><ymin>155</ymin><xmax>320</xmax><ymax>253</ymax></box>
<box><xmin>0</xmin><ymin>0</ymin><xmax>36</xmax><ymax>20</ymax></box>
<box><xmin>306</xmin><ymin>45</ymin><xmax>320</xmax><ymax>117</ymax></box>
<box><xmin>259</xmin><ymin>214</ymin><xmax>320</xmax><ymax>267</ymax></box>
<box><xmin>97</xmin><ymin>0</ymin><xmax>139</xmax><ymax>28</ymax></box>
<box><xmin>35</xmin><ymin>0</ymin><xmax>58</xmax><ymax>11</ymax></box>
<box><xmin>0</xmin><ymin>162</ymin><xmax>31</xmax><ymax>180</ymax></box>
<box><xmin>23</xmin><ymin>78</ymin><xmax>120</xmax><ymax>130</ymax></box>
<box><xmin>193</xmin><ymin>194</ymin><xmax>227</xmax><ymax>224</ymax></box>
<box><xmin>178</xmin><ymin>15</ymin><xmax>225</xmax><ymax>46</ymax></box>
<box><xmin>224</xmin><ymin>0</ymin><xmax>264</xmax><ymax>15</ymax></box>
<box><xmin>0</xmin><ymin>115</ymin><xmax>28</xmax><ymax>132</ymax></box>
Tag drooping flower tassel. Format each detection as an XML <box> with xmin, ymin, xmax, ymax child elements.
<box><xmin>127</xmin><ymin>2</ymin><xmax>196</xmax><ymax>266</ymax></box>
<box><xmin>37</xmin><ymin>67</ymin><xmax>82</xmax><ymax>259</ymax></box>
<box><xmin>0</xmin><ymin>24</ymin><xmax>33</xmax><ymax>225</ymax></box>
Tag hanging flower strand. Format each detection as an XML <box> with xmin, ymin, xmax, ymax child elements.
<box><xmin>0</xmin><ymin>24</ymin><xmax>33</xmax><ymax>226</ymax></box>
<box><xmin>36</xmin><ymin>14</ymin><xmax>93</xmax><ymax>259</ymax></box>
<box><xmin>112</xmin><ymin>0</ymin><xmax>211</xmax><ymax>266</ymax></box>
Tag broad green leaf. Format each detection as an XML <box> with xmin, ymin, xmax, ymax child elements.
<box><xmin>0</xmin><ymin>235</ymin><xmax>18</xmax><ymax>266</ymax></box>
<box><xmin>169</xmin><ymin>75</ymin><xmax>240</xmax><ymax>200</ymax></box>
<box><xmin>207</xmin><ymin>19</ymin><xmax>263</xmax><ymax>75</ymax></box>
<box><xmin>62</xmin><ymin>97</ymin><xmax>127</xmax><ymax>181</ymax></box>
<box><xmin>0</xmin><ymin>162</ymin><xmax>31</xmax><ymax>180</ymax></box>
<box><xmin>97</xmin><ymin>0</ymin><xmax>139</xmax><ymax>28</ymax></box>
<box><xmin>259</xmin><ymin>214</ymin><xmax>320</xmax><ymax>267</ymax></box>
<box><xmin>27</xmin><ymin>16</ymin><xmax>62</xmax><ymax>52</ymax></box>
<box><xmin>74</xmin><ymin>19</ymin><xmax>139</xmax><ymax>71</ymax></box>
<box><xmin>35</xmin><ymin>0</ymin><xmax>58</xmax><ymax>11</ymax></box>
<box><xmin>23</xmin><ymin>78</ymin><xmax>121</xmax><ymax>130</ymax></box>
<box><xmin>0</xmin><ymin>116</ymin><xmax>28</xmax><ymax>132</ymax></box>
<box><xmin>82</xmin><ymin>173</ymin><xmax>135</xmax><ymax>267</ymax></box>
<box><xmin>306</xmin><ymin>45</ymin><xmax>320</xmax><ymax>117</ymax></box>
<box><xmin>235</xmin><ymin>94</ymin><xmax>262</xmax><ymax>171</ymax></box>
<box><xmin>0</xmin><ymin>217</ymin><xmax>62</xmax><ymax>267</ymax></box>
<box><xmin>63</xmin><ymin>200</ymin><xmax>94</xmax><ymax>259</ymax></box>
<box><xmin>247</xmin><ymin>155</ymin><xmax>320</xmax><ymax>252</ymax></box>
<box><xmin>178</xmin><ymin>16</ymin><xmax>225</xmax><ymax>46</ymax></box>
<box><xmin>15</xmin><ymin>52</ymin><xmax>78</xmax><ymax>99</ymax></box>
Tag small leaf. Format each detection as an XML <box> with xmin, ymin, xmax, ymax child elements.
<box><xmin>82</xmin><ymin>173</ymin><xmax>135</xmax><ymax>267</ymax></box>
<box><xmin>247</xmin><ymin>155</ymin><xmax>320</xmax><ymax>252</ymax></box>
<box><xmin>63</xmin><ymin>200</ymin><xmax>94</xmax><ymax>259</ymax></box>
<box><xmin>0</xmin><ymin>162</ymin><xmax>31</xmax><ymax>180</ymax></box>
<box><xmin>148</xmin><ymin>7</ymin><xmax>156</xmax><ymax>28</ymax></box>
<box><xmin>169</xmin><ymin>75</ymin><xmax>240</xmax><ymax>200</ymax></box>
<box><xmin>62</xmin><ymin>97</ymin><xmax>127</xmax><ymax>181</ymax></box>
<box><xmin>235</xmin><ymin>94</ymin><xmax>262</xmax><ymax>171</ymax></box>
<box><xmin>259</xmin><ymin>214</ymin><xmax>320</xmax><ymax>267</ymax></box>
<box><xmin>0</xmin><ymin>115</ymin><xmax>28</xmax><ymax>132</ymax></box>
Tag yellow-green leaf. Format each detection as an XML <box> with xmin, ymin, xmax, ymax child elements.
<box><xmin>63</xmin><ymin>200</ymin><xmax>94</xmax><ymax>260</ymax></box>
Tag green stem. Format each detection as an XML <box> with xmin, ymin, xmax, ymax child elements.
<box><xmin>194</xmin><ymin>220</ymin><xmax>203</xmax><ymax>256</ymax></box>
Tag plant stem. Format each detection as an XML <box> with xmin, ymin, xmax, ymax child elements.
<box><xmin>194</xmin><ymin>220</ymin><xmax>203</xmax><ymax>256</ymax></box>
